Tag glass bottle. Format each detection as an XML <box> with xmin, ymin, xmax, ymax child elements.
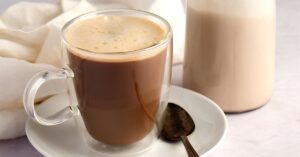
<box><xmin>183</xmin><ymin>0</ymin><xmax>276</xmax><ymax>112</ymax></box>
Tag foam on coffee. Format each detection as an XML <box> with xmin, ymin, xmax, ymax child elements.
<box><xmin>64</xmin><ymin>15</ymin><xmax>166</xmax><ymax>62</ymax></box>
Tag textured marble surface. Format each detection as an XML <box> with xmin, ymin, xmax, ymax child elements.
<box><xmin>1</xmin><ymin>0</ymin><xmax>300</xmax><ymax>156</ymax></box>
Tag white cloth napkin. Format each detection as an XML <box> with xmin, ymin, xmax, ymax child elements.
<box><xmin>0</xmin><ymin>0</ymin><xmax>185</xmax><ymax>139</ymax></box>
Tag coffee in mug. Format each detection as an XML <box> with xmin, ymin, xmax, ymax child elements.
<box><xmin>64</xmin><ymin>15</ymin><xmax>167</xmax><ymax>145</ymax></box>
<box><xmin>23</xmin><ymin>9</ymin><xmax>172</xmax><ymax>155</ymax></box>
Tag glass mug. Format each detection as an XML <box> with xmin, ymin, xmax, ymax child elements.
<box><xmin>23</xmin><ymin>9</ymin><xmax>172</xmax><ymax>155</ymax></box>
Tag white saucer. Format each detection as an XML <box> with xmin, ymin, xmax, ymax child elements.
<box><xmin>26</xmin><ymin>86</ymin><xmax>227</xmax><ymax>157</ymax></box>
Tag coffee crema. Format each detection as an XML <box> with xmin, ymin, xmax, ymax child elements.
<box><xmin>64</xmin><ymin>15</ymin><xmax>165</xmax><ymax>61</ymax></box>
<box><xmin>64</xmin><ymin>15</ymin><xmax>167</xmax><ymax>145</ymax></box>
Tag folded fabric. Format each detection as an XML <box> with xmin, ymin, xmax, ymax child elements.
<box><xmin>0</xmin><ymin>0</ymin><xmax>185</xmax><ymax>139</ymax></box>
<box><xmin>0</xmin><ymin>108</ymin><xmax>27</xmax><ymax>139</ymax></box>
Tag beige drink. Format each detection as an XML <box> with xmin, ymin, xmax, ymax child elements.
<box><xmin>183</xmin><ymin>1</ymin><xmax>275</xmax><ymax>112</ymax></box>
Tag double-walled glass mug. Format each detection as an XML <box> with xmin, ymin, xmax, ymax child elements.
<box><xmin>23</xmin><ymin>9</ymin><xmax>172</xmax><ymax>155</ymax></box>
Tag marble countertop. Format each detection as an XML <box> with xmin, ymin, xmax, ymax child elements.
<box><xmin>1</xmin><ymin>0</ymin><xmax>300</xmax><ymax>156</ymax></box>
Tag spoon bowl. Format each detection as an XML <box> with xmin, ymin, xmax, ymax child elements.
<box><xmin>161</xmin><ymin>103</ymin><xmax>199</xmax><ymax>157</ymax></box>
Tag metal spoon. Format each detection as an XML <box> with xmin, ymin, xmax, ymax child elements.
<box><xmin>161</xmin><ymin>103</ymin><xmax>199</xmax><ymax>157</ymax></box>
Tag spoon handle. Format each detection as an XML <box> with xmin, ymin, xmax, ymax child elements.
<box><xmin>180</xmin><ymin>136</ymin><xmax>200</xmax><ymax>157</ymax></box>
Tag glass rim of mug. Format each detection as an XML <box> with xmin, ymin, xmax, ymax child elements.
<box><xmin>61</xmin><ymin>9</ymin><xmax>172</xmax><ymax>56</ymax></box>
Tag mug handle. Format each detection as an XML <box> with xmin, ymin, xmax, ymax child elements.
<box><xmin>23</xmin><ymin>68</ymin><xmax>78</xmax><ymax>126</ymax></box>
